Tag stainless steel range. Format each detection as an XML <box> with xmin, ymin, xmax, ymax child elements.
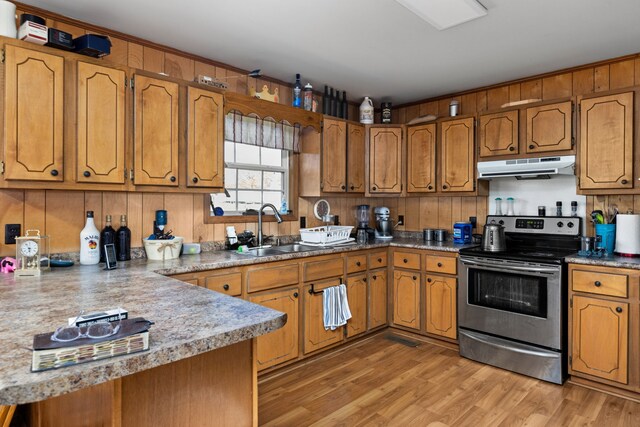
<box><xmin>458</xmin><ymin>215</ymin><xmax>581</xmax><ymax>384</ymax></box>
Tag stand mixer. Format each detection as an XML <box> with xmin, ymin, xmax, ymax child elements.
<box><xmin>374</xmin><ymin>207</ymin><xmax>393</xmax><ymax>240</ymax></box>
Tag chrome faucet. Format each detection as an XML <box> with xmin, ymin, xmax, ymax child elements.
<box><xmin>258</xmin><ymin>203</ymin><xmax>283</xmax><ymax>247</ymax></box>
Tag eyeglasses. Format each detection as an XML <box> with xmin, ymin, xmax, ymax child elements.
<box><xmin>51</xmin><ymin>309</ymin><xmax>123</xmax><ymax>342</ymax></box>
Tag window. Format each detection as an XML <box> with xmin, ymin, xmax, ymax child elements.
<box><xmin>211</xmin><ymin>141</ymin><xmax>289</xmax><ymax>215</ymax></box>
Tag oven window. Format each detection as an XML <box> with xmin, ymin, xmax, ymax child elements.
<box><xmin>468</xmin><ymin>269</ymin><xmax>547</xmax><ymax>318</ymax></box>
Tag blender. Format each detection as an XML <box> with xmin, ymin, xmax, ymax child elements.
<box><xmin>355</xmin><ymin>205</ymin><xmax>371</xmax><ymax>243</ymax></box>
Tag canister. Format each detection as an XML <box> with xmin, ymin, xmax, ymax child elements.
<box><xmin>453</xmin><ymin>222</ymin><xmax>472</xmax><ymax>244</ymax></box>
<box><xmin>434</xmin><ymin>229</ymin><xmax>447</xmax><ymax>242</ymax></box>
<box><xmin>423</xmin><ymin>228</ymin><xmax>434</xmax><ymax>241</ymax></box>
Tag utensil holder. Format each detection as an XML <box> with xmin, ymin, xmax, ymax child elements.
<box><xmin>595</xmin><ymin>224</ymin><xmax>615</xmax><ymax>254</ymax></box>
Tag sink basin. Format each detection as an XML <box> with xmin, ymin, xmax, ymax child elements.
<box><xmin>243</xmin><ymin>248</ymin><xmax>285</xmax><ymax>257</ymax></box>
<box><xmin>272</xmin><ymin>244</ymin><xmax>318</xmax><ymax>253</ymax></box>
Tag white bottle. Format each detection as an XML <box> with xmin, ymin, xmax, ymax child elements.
<box><xmin>359</xmin><ymin>96</ymin><xmax>374</xmax><ymax>124</ymax></box>
<box><xmin>80</xmin><ymin>210</ymin><xmax>101</xmax><ymax>265</ymax></box>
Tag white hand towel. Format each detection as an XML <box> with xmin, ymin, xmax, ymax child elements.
<box><xmin>338</xmin><ymin>284</ymin><xmax>352</xmax><ymax>323</ymax></box>
<box><xmin>323</xmin><ymin>286</ymin><xmax>332</xmax><ymax>330</ymax></box>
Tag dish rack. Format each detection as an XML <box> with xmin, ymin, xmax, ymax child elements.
<box><xmin>299</xmin><ymin>226</ymin><xmax>354</xmax><ymax>245</ymax></box>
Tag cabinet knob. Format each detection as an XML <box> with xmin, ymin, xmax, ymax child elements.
<box><xmin>442</xmin><ymin>184</ymin><xmax>448</xmax><ymax>190</ymax></box>
<box><xmin>373</xmin><ymin>275</ymin><xmax>377</xmax><ymax>280</ymax></box>
<box><xmin>594</xmin><ymin>281</ymin><xmax>601</xmax><ymax>287</ymax></box>
<box><xmin>428</xmin><ymin>185</ymin><xmax>433</xmax><ymax>190</ymax></box>
<box><xmin>437</xmin><ymin>262</ymin><xmax>443</xmax><ymax>267</ymax></box>
<box><xmin>83</xmin><ymin>171</ymin><xmax>91</xmax><ymax>177</ymax></box>
<box><xmin>621</xmin><ymin>179</ymin><xmax>629</xmax><ymax>185</ymax></box>
<box><xmin>223</xmin><ymin>284</ymin><xmax>230</xmax><ymax>290</ymax></box>
<box><xmin>509</xmin><ymin>146</ymin><xmax>515</xmax><ymax>152</ymax></box>
<box><xmin>427</xmin><ymin>278</ymin><xmax>432</xmax><ymax>283</ymax></box>
<box><xmin>616</xmin><ymin>307</ymin><xmax>623</xmax><ymax>313</ymax></box>
<box><xmin>170</xmin><ymin>176</ymin><xmax>176</xmax><ymax>182</ymax></box>
<box><xmin>403</xmin><ymin>258</ymin><xmax>408</xmax><ymax>263</ymax></box>
<box><xmin>412</xmin><ymin>276</ymin><xmax>417</xmax><ymax>280</ymax></box>
<box><xmin>350</xmin><ymin>185</ymin><xmax>355</xmax><ymax>190</ymax></box>
<box><xmin>363</xmin><ymin>277</ymin><xmax>367</xmax><ymax>282</ymax></box>
<box><xmin>192</xmin><ymin>177</ymin><xmax>199</xmax><ymax>183</ymax></box>
<box><xmin>341</xmin><ymin>185</ymin><xmax>346</xmax><ymax>190</ymax></box>
<box><xmin>377</xmin><ymin>257</ymin><xmax>382</xmax><ymax>263</ymax></box>
<box><xmin>372</xmin><ymin>186</ymin><xmax>377</xmax><ymax>191</ymax></box>
<box><xmin>293</xmin><ymin>292</ymin><xmax>299</xmax><ymax>298</ymax></box>
<box><xmin>356</xmin><ymin>261</ymin><xmax>361</xmax><ymax>266</ymax></box>
<box><xmin>529</xmin><ymin>144</ymin><xmax>535</xmax><ymax>149</ymax></box>
<box><xmin>50</xmin><ymin>169</ymin><xmax>59</xmax><ymax>176</ymax></box>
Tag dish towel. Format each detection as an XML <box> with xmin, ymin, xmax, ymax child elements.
<box><xmin>323</xmin><ymin>284</ymin><xmax>352</xmax><ymax>330</ymax></box>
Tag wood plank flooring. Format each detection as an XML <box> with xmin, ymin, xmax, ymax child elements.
<box><xmin>258</xmin><ymin>332</ymin><xmax>640</xmax><ymax>426</ymax></box>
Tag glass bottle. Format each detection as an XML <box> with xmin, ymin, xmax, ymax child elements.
<box><xmin>292</xmin><ymin>74</ymin><xmax>302</xmax><ymax>108</ymax></box>
<box><xmin>556</xmin><ymin>201</ymin><xmax>563</xmax><ymax>217</ymax></box>
<box><xmin>80</xmin><ymin>211</ymin><xmax>100</xmax><ymax>265</ymax></box>
<box><xmin>323</xmin><ymin>85</ymin><xmax>330</xmax><ymax>114</ymax></box>
<box><xmin>506</xmin><ymin>197</ymin><xmax>515</xmax><ymax>216</ymax></box>
<box><xmin>303</xmin><ymin>83</ymin><xmax>313</xmax><ymax>111</ymax></box>
<box><xmin>341</xmin><ymin>91</ymin><xmax>348</xmax><ymax>120</ymax></box>
<box><xmin>100</xmin><ymin>214</ymin><xmax>116</xmax><ymax>262</ymax></box>
<box><xmin>116</xmin><ymin>214</ymin><xmax>131</xmax><ymax>261</ymax></box>
<box><xmin>494</xmin><ymin>198</ymin><xmax>503</xmax><ymax>215</ymax></box>
<box><xmin>571</xmin><ymin>201</ymin><xmax>578</xmax><ymax>217</ymax></box>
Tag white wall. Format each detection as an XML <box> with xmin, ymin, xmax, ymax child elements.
<box><xmin>488</xmin><ymin>175</ymin><xmax>587</xmax><ymax>230</ymax></box>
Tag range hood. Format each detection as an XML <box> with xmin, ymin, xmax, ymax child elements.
<box><xmin>477</xmin><ymin>155</ymin><xmax>575</xmax><ymax>180</ymax></box>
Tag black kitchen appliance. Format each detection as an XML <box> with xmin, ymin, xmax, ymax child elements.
<box><xmin>458</xmin><ymin>215</ymin><xmax>581</xmax><ymax>384</ymax></box>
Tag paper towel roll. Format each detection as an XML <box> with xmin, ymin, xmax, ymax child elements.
<box><xmin>0</xmin><ymin>1</ymin><xmax>16</xmax><ymax>38</ymax></box>
<box><xmin>615</xmin><ymin>214</ymin><xmax>640</xmax><ymax>255</ymax></box>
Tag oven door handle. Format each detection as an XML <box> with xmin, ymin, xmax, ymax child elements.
<box><xmin>459</xmin><ymin>256</ymin><xmax>560</xmax><ymax>274</ymax></box>
<box><xmin>460</xmin><ymin>329</ymin><xmax>560</xmax><ymax>359</ymax></box>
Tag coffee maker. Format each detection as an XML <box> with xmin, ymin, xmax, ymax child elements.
<box><xmin>374</xmin><ymin>207</ymin><xmax>393</xmax><ymax>240</ymax></box>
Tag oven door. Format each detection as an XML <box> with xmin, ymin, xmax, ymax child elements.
<box><xmin>458</xmin><ymin>256</ymin><xmax>563</xmax><ymax>350</ymax></box>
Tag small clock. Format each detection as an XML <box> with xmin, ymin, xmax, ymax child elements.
<box><xmin>15</xmin><ymin>229</ymin><xmax>50</xmax><ymax>277</ymax></box>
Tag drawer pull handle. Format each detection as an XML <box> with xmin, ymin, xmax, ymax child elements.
<box><xmin>356</xmin><ymin>261</ymin><xmax>361</xmax><ymax>267</ymax></box>
<box><xmin>616</xmin><ymin>307</ymin><xmax>623</xmax><ymax>313</ymax></box>
<box><xmin>350</xmin><ymin>185</ymin><xmax>355</xmax><ymax>190</ymax></box>
<box><xmin>403</xmin><ymin>258</ymin><xmax>408</xmax><ymax>263</ymax></box>
<box><xmin>293</xmin><ymin>292</ymin><xmax>299</xmax><ymax>298</ymax></box>
<box><xmin>223</xmin><ymin>284</ymin><xmax>229</xmax><ymax>290</ymax></box>
<box><xmin>437</xmin><ymin>262</ymin><xmax>443</xmax><ymax>267</ymax></box>
<box><xmin>377</xmin><ymin>258</ymin><xmax>382</xmax><ymax>263</ymax></box>
<box><xmin>594</xmin><ymin>281</ymin><xmax>601</xmax><ymax>287</ymax></box>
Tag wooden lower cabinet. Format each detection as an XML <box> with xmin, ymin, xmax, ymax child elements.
<box><xmin>425</xmin><ymin>274</ymin><xmax>457</xmax><ymax>339</ymax></box>
<box><xmin>346</xmin><ymin>273</ymin><xmax>367</xmax><ymax>337</ymax></box>
<box><xmin>393</xmin><ymin>270</ymin><xmax>421</xmax><ymax>330</ymax></box>
<box><xmin>369</xmin><ymin>270</ymin><xmax>388</xmax><ymax>329</ymax></box>
<box><xmin>250</xmin><ymin>287</ymin><xmax>300</xmax><ymax>371</ymax></box>
<box><xmin>303</xmin><ymin>278</ymin><xmax>344</xmax><ymax>354</ymax></box>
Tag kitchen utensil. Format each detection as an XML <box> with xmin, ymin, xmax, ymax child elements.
<box><xmin>481</xmin><ymin>223</ymin><xmax>506</xmax><ymax>252</ymax></box>
<box><xmin>434</xmin><ymin>229</ymin><xmax>447</xmax><ymax>242</ymax></box>
<box><xmin>590</xmin><ymin>210</ymin><xmax>604</xmax><ymax>225</ymax></box>
<box><xmin>615</xmin><ymin>214</ymin><xmax>640</xmax><ymax>256</ymax></box>
<box><xmin>356</xmin><ymin>205</ymin><xmax>370</xmax><ymax>229</ymax></box>
<box><xmin>606</xmin><ymin>204</ymin><xmax>618</xmax><ymax>224</ymax></box>
<box><xmin>423</xmin><ymin>229</ymin><xmax>434</xmax><ymax>241</ymax></box>
<box><xmin>453</xmin><ymin>222</ymin><xmax>472</xmax><ymax>244</ymax></box>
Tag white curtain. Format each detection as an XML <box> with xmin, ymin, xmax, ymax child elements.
<box><xmin>225</xmin><ymin>111</ymin><xmax>301</xmax><ymax>152</ymax></box>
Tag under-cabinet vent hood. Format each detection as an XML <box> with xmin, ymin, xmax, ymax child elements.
<box><xmin>477</xmin><ymin>155</ymin><xmax>575</xmax><ymax>180</ymax></box>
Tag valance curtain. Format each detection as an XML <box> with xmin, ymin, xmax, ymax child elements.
<box><xmin>225</xmin><ymin>111</ymin><xmax>301</xmax><ymax>153</ymax></box>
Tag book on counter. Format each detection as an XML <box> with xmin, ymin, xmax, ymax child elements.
<box><xmin>31</xmin><ymin>317</ymin><xmax>153</xmax><ymax>372</ymax></box>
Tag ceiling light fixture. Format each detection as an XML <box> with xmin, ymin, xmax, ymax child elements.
<box><xmin>395</xmin><ymin>0</ymin><xmax>487</xmax><ymax>30</ymax></box>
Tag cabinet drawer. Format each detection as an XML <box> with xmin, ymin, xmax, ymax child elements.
<box><xmin>247</xmin><ymin>263</ymin><xmax>299</xmax><ymax>293</ymax></box>
<box><xmin>572</xmin><ymin>270</ymin><xmax>628</xmax><ymax>298</ymax></box>
<box><xmin>393</xmin><ymin>251</ymin><xmax>421</xmax><ymax>270</ymax></box>
<box><xmin>204</xmin><ymin>272</ymin><xmax>242</xmax><ymax>296</ymax></box>
<box><xmin>303</xmin><ymin>257</ymin><xmax>344</xmax><ymax>282</ymax></box>
<box><xmin>346</xmin><ymin>254</ymin><xmax>367</xmax><ymax>274</ymax></box>
<box><xmin>426</xmin><ymin>255</ymin><xmax>457</xmax><ymax>275</ymax></box>
<box><xmin>369</xmin><ymin>251</ymin><xmax>388</xmax><ymax>269</ymax></box>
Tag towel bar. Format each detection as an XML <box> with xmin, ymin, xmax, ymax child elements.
<box><xmin>308</xmin><ymin>283</ymin><xmax>324</xmax><ymax>295</ymax></box>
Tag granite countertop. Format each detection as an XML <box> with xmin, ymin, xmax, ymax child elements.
<box><xmin>565</xmin><ymin>254</ymin><xmax>640</xmax><ymax>270</ymax></box>
<box><xmin>0</xmin><ymin>237</ymin><xmax>470</xmax><ymax>405</ymax></box>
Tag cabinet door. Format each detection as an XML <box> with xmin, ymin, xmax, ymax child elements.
<box><xmin>407</xmin><ymin>123</ymin><xmax>436</xmax><ymax>193</ymax></box>
<box><xmin>346</xmin><ymin>123</ymin><xmax>365</xmax><ymax>192</ymax></box>
<box><xmin>369</xmin><ymin>127</ymin><xmax>402</xmax><ymax>194</ymax></box>
<box><xmin>4</xmin><ymin>45</ymin><xmax>64</xmax><ymax>181</ymax></box>
<box><xmin>571</xmin><ymin>295</ymin><xmax>628</xmax><ymax>384</ymax></box>
<box><xmin>526</xmin><ymin>101</ymin><xmax>572</xmax><ymax>154</ymax></box>
<box><xmin>393</xmin><ymin>270</ymin><xmax>420</xmax><ymax>330</ymax></box>
<box><xmin>250</xmin><ymin>287</ymin><xmax>299</xmax><ymax>370</ymax></box>
<box><xmin>425</xmin><ymin>275</ymin><xmax>457</xmax><ymax>339</ymax></box>
<box><xmin>346</xmin><ymin>273</ymin><xmax>367</xmax><ymax>337</ymax></box>
<box><xmin>76</xmin><ymin>62</ymin><xmax>126</xmax><ymax>184</ymax></box>
<box><xmin>369</xmin><ymin>270</ymin><xmax>387</xmax><ymax>329</ymax></box>
<box><xmin>579</xmin><ymin>92</ymin><xmax>634</xmax><ymax>190</ymax></box>
<box><xmin>303</xmin><ymin>278</ymin><xmax>343</xmax><ymax>354</ymax></box>
<box><xmin>133</xmin><ymin>75</ymin><xmax>179</xmax><ymax>186</ymax></box>
<box><xmin>321</xmin><ymin>118</ymin><xmax>346</xmax><ymax>192</ymax></box>
<box><xmin>479</xmin><ymin>110</ymin><xmax>518</xmax><ymax>157</ymax></box>
<box><xmin>440</xmin><ymin>117</ymin><xmax>475</xmax><ymax>192</ymax></box>
<box><xmin>187</xmin><ymin>86</ymin><xmax>224</xmax><ymax>188</ymax></box>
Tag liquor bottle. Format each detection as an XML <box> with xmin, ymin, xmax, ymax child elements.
<box><xmin>292</xmin><ymin>74</ymin><xmax>302</xmax><ymax>108</ymax></box>
<box><xmin>330</xmin><ymin>88</ymin><xmax>337</xmax><ymax>117</ymax></box>
<box><xmin>99</xmin><ymin>214</ymin><xmax>116</xmax><ymax>262</ymax></box>
<box><xmin>336</xmin><ymin>91</ymin><xmax>343</xmax><ymax>118</ymax></box>
<box><xmin>116</xmin><ymin>214</ymin><xmax>131</xmax><ymax>261</ymax></box>
<box><xmin>80</xmin><ymin>211</ymin><xmax>100</xmax><ymax>265</ymax></box>
<box><xmin>323</xmin><ymin>86</ymin><xmax>330</xmax><ymax>114</ymax></box>
<box><xmin>303</xmin><ymin>83</ymin><xmax>313</xmax><ymax>111</ymax></box>
<box><xmin>341</xmin><ymin>91</ymin><xmax>348</xmax><ymax>120</ymax></box>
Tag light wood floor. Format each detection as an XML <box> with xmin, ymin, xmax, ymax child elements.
<box><xmin>258</xmin><ymin>332</ymin><xmax>640</xmax><ymax>426</ymax></box>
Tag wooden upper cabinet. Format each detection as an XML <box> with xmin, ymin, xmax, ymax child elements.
<box><xmin>479</xmin><ymin>110</ymin><xmax>518</xmax><ymax>157</ymax></box>
<box><xmin>579</xmin><ymin>92</ymin><xmax>634</xmax><ymax>190</ymax></box>
<box><xmin>425</xmin><ymin>275</ymin><xmax>457</xmax><ymax>339</ymax></box>
<box><xmin>526</xmin><ymin>101</ymin><xmax>573</xmax><ymax>154</ymax></box>
<box><xmin>4</xmin><ymin>45</ymin><xmax>64</xmax><ymax>181</ymax></box>
<box><xmin>76</xmin><ymin>62</ymin><xmax>126</xmax><ymax>184</ymax></box>
<box><xmin>186</xmin><ymin>86</ymin><xmax>224</xmax><ymax>188</ymax></box>
<box><xmin>571</xmin><ymin>295</ymin><xmax>628</xmax><ymax>384</ymax></box>
<box><xmin>346</xmin><ymin>123</ymin><xmax>365</xmax><ymax>193</ymax></box>
<box><xmin>440</xmin><ymin>117</ymin><xmax>475</xmax><ymax>192</ymax></box>
<box><xmin>407</xmin><ymin>123</ymin><xmax>436</xmax><ymax>193</ymax></box>
<box><xmin>321</xmin><ymin>118</ymin><xmax>346</xmax><ymax>192</ymax></box>
<box><xmin>133</xmin><ymin>74</ymin><xmax>179</xmax><ymax>186</ymax></box>
<box><xmin>369</xmin><ymin>126</ymin><xmax>402</xmax><ymax>194</ymax></box>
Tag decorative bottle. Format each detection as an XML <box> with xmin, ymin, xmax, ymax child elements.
<box><xmin>80</xmin><ymin>211</ymin><xmax>100</xmax><ymax>265</ymax></box>
<box><xmin>100</xmin><ymin>214</ymin><xmax>116</xmax><ymax>262</ymax></box>
<box><xmin>303</xmin><ymin>83</ymin><xmax>313</xmax><ymax>111</ymax></box>
<box><xmin>323</xmin><ymin>86</ymin><xmax>330</xmax><ymax>114</ymax></box>
<box><xmin>116</xmin><ymin>214</ymin><xmax>131</xmax><ymax>261</ymax></box>
<box><xmin>292</xmin><ymin>74</ymin><xmax>302</xmax><ymax>108</ymax></box>
<box><xmin>341</xmin><ymin>91</ymin><xmax>348</xmax><ymax>120</ymax></box>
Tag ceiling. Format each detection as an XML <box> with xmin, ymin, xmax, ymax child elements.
<box><xmin>20</xmin><ymin>0</ymin><xmax>640</xmax><ymax>105</ymax></box>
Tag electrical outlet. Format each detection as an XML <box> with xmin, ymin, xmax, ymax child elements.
<box><xmin>300</xmin><ymin>216</ymin><xmax>306</xmax><ymax>229</ymax></box>
<box><xmin>398</xmin><ymin>215</ymin><xmax>404</xmax><ymax>226</ymax></box>
<box><xmin>5</xmin><ymin>224</ymin><xmax>21</xmax><ymax>244</ymax></box>
<box><xmin>469</xmin><ymin>216</ymin><xmax>477</xmax><ymax>229</ymax></box>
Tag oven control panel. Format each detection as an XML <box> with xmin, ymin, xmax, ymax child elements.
<box><xmin>487</xmin><ymin>215</ymin><xmax>581</xmax><ymax>235</ymax></box>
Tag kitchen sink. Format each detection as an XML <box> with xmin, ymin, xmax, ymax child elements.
<box><xmin>272</xmin><ymin>244</ymin><xmax>319</xmax><ymax>253</ymax></box>
<box><xmin>244</xmin><ymin>248</ymin><xmax>285</xmax><ymax>257</ymax></box>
